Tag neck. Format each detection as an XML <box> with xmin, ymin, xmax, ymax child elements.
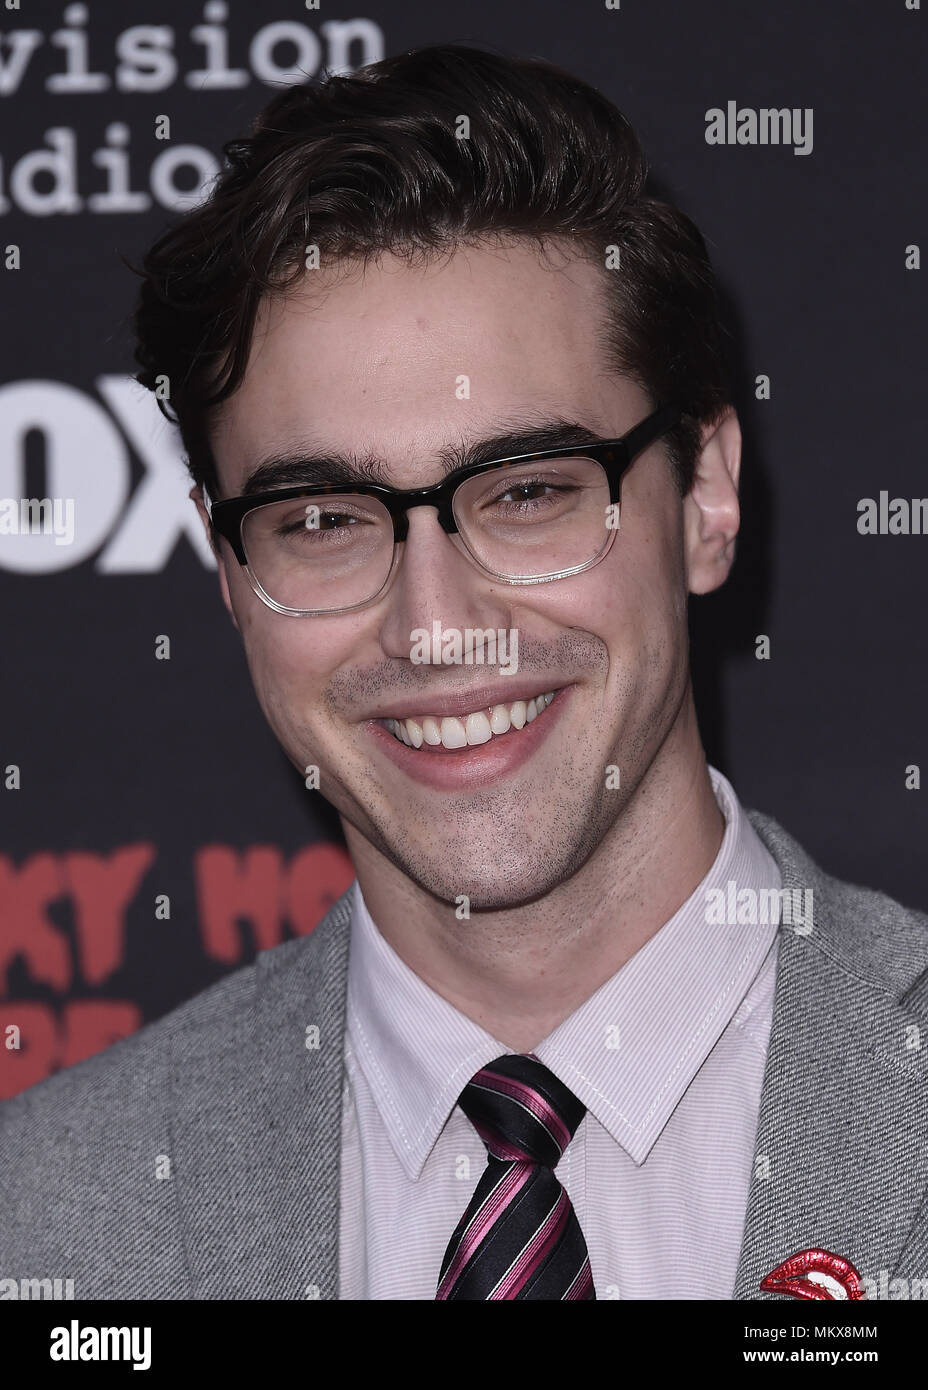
<box><xmin>343</xmin><ymin>690</ymin><xmax>724</xmax><ymax>1052</ymax></box>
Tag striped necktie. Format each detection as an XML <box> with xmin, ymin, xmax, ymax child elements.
<box><xmin>435</xmin><ymin>1052</ymin><xmax>596</xmax><ymax>1299</ymax></box>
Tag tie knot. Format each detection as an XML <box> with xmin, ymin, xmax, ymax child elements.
<box><xmin>457</xmin><ymin>1052</ymin><xmax>585</xmax><ymax>1167</ymax></box>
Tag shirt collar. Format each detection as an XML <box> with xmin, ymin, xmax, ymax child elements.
<box><xmin>346</xmin><ymin>766</ymin><xmax>781</xmax><ymax>1178</ymax></box>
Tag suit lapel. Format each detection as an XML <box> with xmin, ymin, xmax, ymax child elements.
<box><xmin>168</xmin><ymin>887</ymin><xmax>353</xmax><ymax>1299</ymax></box>
<box><xmin>735</xmin><ymin>815</ymin><xmax>928</xmax><ymax>1299</ymax></box>
<box><xmin>163</xmin><ymin>810</ymin><xmax>928</xmax><ymax>1301</ymax></box>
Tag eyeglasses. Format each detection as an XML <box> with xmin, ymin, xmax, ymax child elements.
<box><xmin>203</xmin><ymin>404</ymin><xmax>681</xmax><ymax>616</ymax></box>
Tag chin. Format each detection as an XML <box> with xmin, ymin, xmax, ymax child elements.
<box><xmin>409</xmin><ymin>863</ymin><xmax>569</xmax><ymax>915</ymax></box>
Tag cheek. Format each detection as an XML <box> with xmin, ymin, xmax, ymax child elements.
<box><xmin>240</xmin><ymin>634</ymin><xmax>337</xmax><ymax>774</ymax></box>
<box><xmin>615</xmin><ymin>486</ymin><xmax>688</xmax><ymax>618</ymax></box>
<box><xmin>548</xmin><ymin>519</ymin><xmax>684</xmax><ymax>637</ymax></box>
<box><xmin>234</xmin><ymin>598</ymin><xmax>366</xmax><ymax>734</ymax></box>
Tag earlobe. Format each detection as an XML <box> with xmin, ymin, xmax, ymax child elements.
<box><xmin>683</xmin><ymin>408</ymin><xmax>742</xmax><ymax>597</ymax></box>
<box><xmin>217</xmin><ymin>562</ymin><xmax>241</xmax><ymax>634</ymax></box>
<box><xmin>190</xmin><ymin>484</ymin><xmax>240</xmax><ymax>632</ymax></box>
<box><xmin>190</xmin><ymin>484</ymin><xmax>217</xmax><ymax>556</ymax></box>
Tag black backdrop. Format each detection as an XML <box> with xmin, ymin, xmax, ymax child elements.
<box><xmin>1</xmin><ymin>0</ymin><xmax>925</xmax><ymax>1098</ymax></box>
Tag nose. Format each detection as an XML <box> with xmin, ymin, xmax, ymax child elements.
<box><xmin>376</xmin><ymin>504</ymin><xmax>514</xmax><ymax>663</ymax></box>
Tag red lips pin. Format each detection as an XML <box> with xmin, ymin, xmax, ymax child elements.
<box><xmin>761</xmin><ymin>1248</ymin><xmax>865</xmax><ymax>1300</ymax></box>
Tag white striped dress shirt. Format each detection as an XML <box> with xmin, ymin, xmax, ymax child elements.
<box><xmin>338</xmin><ymin>766</ymin><xmax>781</xmax><ymax>1299</ymax></box>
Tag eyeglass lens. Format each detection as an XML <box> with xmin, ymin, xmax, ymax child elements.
<box><xmin>240</xmin><ymin>455</ymin><xmax>612</xmax><ymax>613</ymax></box>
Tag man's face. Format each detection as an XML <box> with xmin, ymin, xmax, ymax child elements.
<box><xmin>208</xmin><ymin>239</ymin><xmax>696</xmax><ymax>910</ymax></box>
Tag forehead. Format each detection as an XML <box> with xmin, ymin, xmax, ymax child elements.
<box><xmin>210</xmin><ymin>238</ymin><xmax>637</xmax><ymax>492</ymax></box>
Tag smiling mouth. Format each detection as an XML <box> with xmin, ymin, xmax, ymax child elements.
<box><xmin>381</xmin><ymin>689</ymin><xmax>560</xmax><ymax>752</ymax></box>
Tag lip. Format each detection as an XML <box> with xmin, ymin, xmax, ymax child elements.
<box><xmin>366</xmin><ymin>684</ymin><xmax>575</xmax><ymax>791</ymax></box>
<box><xmin>760</xmin><ymin>1249</ymin><xmax>865</xmax><ymax>1301</ymax></box>
<box><xmin>362</xmin><ymin>680</ymin><xmax>570</xmax><ymax>723</ymax></box>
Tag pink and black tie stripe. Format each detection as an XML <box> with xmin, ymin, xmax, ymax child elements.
<box><xmin>436</xmin><ymin>1052</ymin><xmax>596</xmax><ymax>1300</ymax></box>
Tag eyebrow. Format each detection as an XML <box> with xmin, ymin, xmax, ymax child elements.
<box><xmin>239</xmin><ymin>419</ymin><xmax>613</xmax><ymax>497</ymax></box>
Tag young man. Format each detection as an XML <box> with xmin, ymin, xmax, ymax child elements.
<box><xmin>2</xmin><ymin>44</ymin><xmax>926</xmax><ymax>1303</ymax></box>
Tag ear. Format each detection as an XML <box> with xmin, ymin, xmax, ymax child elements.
<box><xmin>190</xmin><ymin>484</ymin><xmax>240</xmax><ymax>632</ymax></box>
<box><xmin>682</xmin><ymin>408</ymin><xmax>741</xmax><ymax>595</ymax></box>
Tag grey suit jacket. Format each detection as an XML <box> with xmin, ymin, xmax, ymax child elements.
<box><xmin>2</xmin><ymin>810</ymin><xmax>927</xmax><ymax>1300</ymax></box>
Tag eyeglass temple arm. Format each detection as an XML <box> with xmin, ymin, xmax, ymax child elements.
<box><xmin>622</xmin><ymin>405</ymin><xmax>681</xmax><ymax>461</ymax></box>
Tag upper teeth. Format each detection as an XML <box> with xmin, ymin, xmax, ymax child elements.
<box><xmin>386</xmin><ymin>692</ymin><xmax>556</xmax><ymax>749</ymax></box>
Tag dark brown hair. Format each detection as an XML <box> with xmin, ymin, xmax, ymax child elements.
<box><xmin>130</xmin><ymin>43</ymin><xmax>732</xmax><ymax>498</ymax></box>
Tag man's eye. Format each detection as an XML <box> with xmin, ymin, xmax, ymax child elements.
<box><xmin>496</xmin><ymin>482</ymin><xmax>560</xmax><ymax>504</ymax></box>
<box><xmin>276</xmin><ymin>510</ymin><xmax>364</xmax><ymax>536</ymax></box>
